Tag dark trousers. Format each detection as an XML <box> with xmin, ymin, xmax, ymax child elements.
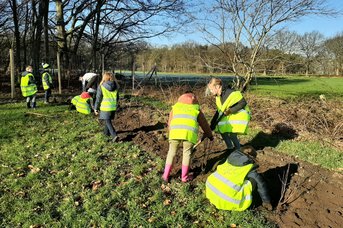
<box><xmin>104</xmin><ymin>119</ymin><xmax>117</xmax><ymax>137</ymax></box>
<box><xmin>44</xmin><ymin>89</ymin><xmax>52</xmax><ymax>102</ymax></box>
<box><xmin>26</xmin><ymin>95</ymin><xmax>37</xmax><ymax>108</ymax></box>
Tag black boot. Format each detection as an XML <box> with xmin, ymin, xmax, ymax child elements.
<box><xmin>27</xmin><ymin>102</ymin><xmax>31</xmax><ymax>109</ymax></box>
<box><xmin>32</xmin><ymin>102</ymin><xmax>36</xmax><ymax>109</ymax></box>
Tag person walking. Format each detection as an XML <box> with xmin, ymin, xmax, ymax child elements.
<box><xmin>206</xmin><ymin>77</ymin><xmax>251</xmax><ymax>151</ymax></box>
<box><xmin>206</xmin><ymin>149</ymin><xmax>272</xmax><ymax>211</ymax></box>
<box><xmin>94</xmin><ymin>72</ymin><xmax>119</xmax><ymax>142</ymax></box>
<box><xmin>20</xmin><ymin>65</ymin><xmax>37</xmax><ymax>109</ymax></box>
<box><xmin>41</xmin><ymin>63</ymin><xmax>53</xmax><ymax>104</ymax></box>
<box><xmin>69</xmin><ymin>92</ymin><xmax>94</xmax><ymax>114</ymax></box>
<box><xmin>162</xmin><ymin>92</ymin><xmax>213</xmax><ymax>183</ymax></box>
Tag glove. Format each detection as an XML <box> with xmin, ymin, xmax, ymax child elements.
<box><xmin>224</xmin><ymin>108</ymin><xmax>231</xmax><ymax>116</ymax></box>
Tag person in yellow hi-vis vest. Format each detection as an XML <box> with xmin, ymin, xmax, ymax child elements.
<box><xmin>20</xmin><ymin>65</ymin><xmax>38</xmax><ymax>109</ymax></box>
<box><xmin>69</xmin><ymin>92</ymin><xmax>94</xmax><ymax>114</ymax></box>
<box><xmin>206</xmin><ymin>150</ymin><xmax>272</xmax><ymax>211</ymax></box>
<box><xmin>162</xmin><ymin>92</ymin><xmax>213</xmax><ymax>183</ymax></box>
<box><xmin>41</xmin><ymin>63</ymin><xmax>53</xmax><ymax>104</ymax></box>
<box><xmin>206</xmin><ymin>77</ymin><xmax>251</xmax><ymax>151</ymax></box>
<box><xmin>94</xmin><ymin>72</ymin><xmax>119</xmax><ymax>142</ymax></box>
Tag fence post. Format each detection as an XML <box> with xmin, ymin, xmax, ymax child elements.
<box><xmin>9</xmin><ymin>49</ymin><xmax>15</xmax><ymax>98</ymax></box>
<box><xmin>57</xmin><ymin>52</ymin><xmax>62</xmax><ymax>94</ymax></box>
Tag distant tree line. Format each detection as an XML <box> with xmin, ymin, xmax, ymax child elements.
<box><xmin>0</xmin><ymin>0</ymin><xmax>342</xmax><ymax>91</ymax></box>
<box><xmin>0</xmin><ymin>0</ymin><xmax>187</xmax><ymax>81</ymax></box>
<box><xmin>133</xmin><ymin>31</ymin><xmax>343</xmax><ymax>77</ymax></box>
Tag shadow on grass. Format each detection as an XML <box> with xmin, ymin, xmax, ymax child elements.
<box><xmin>252</xmin><ymin>77</ymin><xmax>310</xmax><ymax>86</ymax></box>
<box><xmin>247</xmin><ymin>123</ymin><xmax>298</xmax><ymax>150</ymax></box>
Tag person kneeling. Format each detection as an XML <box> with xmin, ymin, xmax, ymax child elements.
<box><xmin>69</xmin><ymin>92</ymin><xmax>94</xmax><ymax>115</ymax></box>
<box><xmin>206</xmin><ymin>150</ymin><xmax>272</xmax><ymax>211</ymax></box>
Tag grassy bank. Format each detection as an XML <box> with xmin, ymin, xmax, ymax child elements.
<box><xmin>248</xmin><ymin>76</ymin><xmax>343</xmax><ymax>99</ymax></box>
<box><xmin>0</xmin><ymin>102</ymin><xmax>273</xmax><ymax>227</ymax></box>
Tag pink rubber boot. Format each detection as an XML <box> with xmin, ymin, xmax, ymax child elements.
<box><xmin>181</xmin><ymin>165</ymin><xmax>192</xmax><ymax>183</ymax></box>
<box><xmin>162</xmin><ymin>164</ymin><xmax>172</xmax><ymax>182</ymax></box>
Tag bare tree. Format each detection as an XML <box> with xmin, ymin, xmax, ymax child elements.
<box><xmin>269</xmin><ymin>30</ymin><xmax>299</xmax><ymax>75</ymax></box>
<box><xmin>53</xmin><ymin>0</ymin><xmax>188</xmax><ymax>71</ymax></box>
<box><xmin>325</xmin><ymin>33</ymin><xmax>343</xmax><ymax>76</ymax></box>
<box><xmin>297</xmin><ymin>31</ymin><xmax>325</xmax><ymax>76</ymax></box>
<box><xmin>198</xmin><ymin>0</ymin><xmax>338</xmax><ymax>90</ymax></box>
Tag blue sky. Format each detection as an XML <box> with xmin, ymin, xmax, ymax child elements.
<box><xmin>149</xmin><ymin>0</ymin><xmax>343</xmax><ymax>46</ymax></box>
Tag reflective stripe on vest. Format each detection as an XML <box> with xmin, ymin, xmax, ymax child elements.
<box><xmin>20</xmin><ymin>73</ymin><xmax>37</xmax><ymax>97</ymax></box>
<box><xmin>42</xmin><ymin>72</ymin><xmax>52</xmax><ymax>90</ymax></box>
<box><xmin>71</xmin><ymin>96</ymin><xmax>79</xmax><ymax>106</ymax></box>
<box><xmin>169</xmin><ymin>102</ymin><xmax>200</xmax><ymax>144</ymax></box>
<box><xmin>215</xmin><ymin>91</ymin><xmax>251</xmax><ymax>134</ymax></box>
<box><xmin>100</xmin><ymin>85</ymin><xmax>117</xmax><ymax>111</ymax></box>
<box><xmin>72</xmin><ymin>95</ymin><xmax>92</xmax><ymax>114</ymax></box>
<box><xmin>206</xmin><ymin>162</ymin><xmax>253</xmax><ymax>211</ymax></box>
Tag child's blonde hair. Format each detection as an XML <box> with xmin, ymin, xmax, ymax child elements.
<box><xmin>100</xmin><ymin>72</ymin><xmax>119</xmax><ymax>88</ymax></box>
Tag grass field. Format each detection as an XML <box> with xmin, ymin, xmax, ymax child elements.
<box><xmin>249</xmin><ymin>76</ymin><xmax>343</xmax><ymax>99</ymax></box>
<box><xmin>1</xmin><ymin>76</ymin><xmax>342</xmax><ymax>226</ymax></box>
<box><xmin>0</xmin><ymin>102</ymin><xmax>273</xmax><ymax>227</ymax></box>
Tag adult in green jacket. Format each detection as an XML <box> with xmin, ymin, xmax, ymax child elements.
<box><xmin>20</xmin><ymin>65</ymin><xmax>37</xmax><ymax>109</ymax></box>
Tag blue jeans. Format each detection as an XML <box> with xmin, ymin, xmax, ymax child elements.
<box><xmin>104</xmin><ymin>119</ymin><xmax>117</xmax><ymax>138</ymax></box>
<box><xmin>221</xmin><ymin>132</ymin><xmax>240</xmax><ymax>150</ymax></box>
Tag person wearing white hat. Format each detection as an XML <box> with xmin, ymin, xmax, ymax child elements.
<box><xmin>41</xmin><ymin>63</ymin><xmax>53</xmax><ymax>104</ymax></box>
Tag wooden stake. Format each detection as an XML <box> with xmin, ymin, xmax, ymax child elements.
<box><xmin>10</xmin><ymin>49</ymin><xmax>15</xmax><ymax>98</ymax></box>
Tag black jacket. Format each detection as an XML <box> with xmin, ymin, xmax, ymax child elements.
<box><xmin>227</xmin><ymin>150</ymin><xmax>271</xmax><ymax>203</ymax></box>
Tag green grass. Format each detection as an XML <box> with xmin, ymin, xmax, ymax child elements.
<box><xmin>249</xmin><ymin>76</ymin><xmax>343</xmax><ymax>99</ymax></box>
<box><xmin>276</xmin><ymin>140</ymin><xmax>343</xmax><ymax>170</ymax></box>
<box><xmin>0</xmin><ymin>101</ymin><xmax>274</xmax><ymax>227</ymax></box>
<box><xmin>239</xmin><ymin>127</ymin><xmax>343</xmax><ymax>171</ymax></box>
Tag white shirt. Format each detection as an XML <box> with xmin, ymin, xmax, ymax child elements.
<box><xmin>82</xmin><ymin>73</ymin><xmax>97</xmax><ymax>82</ymax></box>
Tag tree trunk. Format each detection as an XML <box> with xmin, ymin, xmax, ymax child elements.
<box><xmin>56</xmin><ymin>0</ymin><xmax>67</xmax><ymax>69</ymax></box>
<box><xmin>11</xmin><ymin>0</ymin><xmax>21</xmax><ymax>73</ymax></box>
<box><xmin>31</xmin><ymin>0</ymin><xmax>43</xmax><ymax>77</ymax></box>
<box><xmin>92</xmin><ymin>3</ymin><xmax>102</xmax><ymax>70</ymax></box>
<box><xmin>42</xmin><ymin>0</ymin><xmax>49</xmax><ymax>62</ymax></box>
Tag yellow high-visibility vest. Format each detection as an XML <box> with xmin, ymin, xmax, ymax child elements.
<box><xmin>206</xmin><ymin>162</ymin><xmax>253</xmax><ymax>211</ymax></box>
<box><xmin>169</xmin><ymin>102</ymin><xmax>200</xmax><ymax>144</ymax></box>
<box><xmin>71</xmin><ymin>95</ymin><xmax>92</xmax><ymax>115</ymax></box>
<box><xmin>215</xmin><ymin>91</ymin><xmax>251</xmax><ymax>134</ymax></box>
<box><xmin>100</xmin><ymin>85</ymin><xmax>117</xmax><ymax>111</ymax></box>
<box><xmin>20</xmin><ymin>73</ymin><xmax>37</xmax><ymax>97</ymax></box>
<box><xmin>42</xmin><ymin>72</ymin><xmax>52</xmax><ymax>90</ymax></box>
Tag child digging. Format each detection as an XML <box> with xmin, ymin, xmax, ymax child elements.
<box><xmin>162</xmin><ymin>92</ymin><xmax>213</xmax><ymax>183</ymax></box>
